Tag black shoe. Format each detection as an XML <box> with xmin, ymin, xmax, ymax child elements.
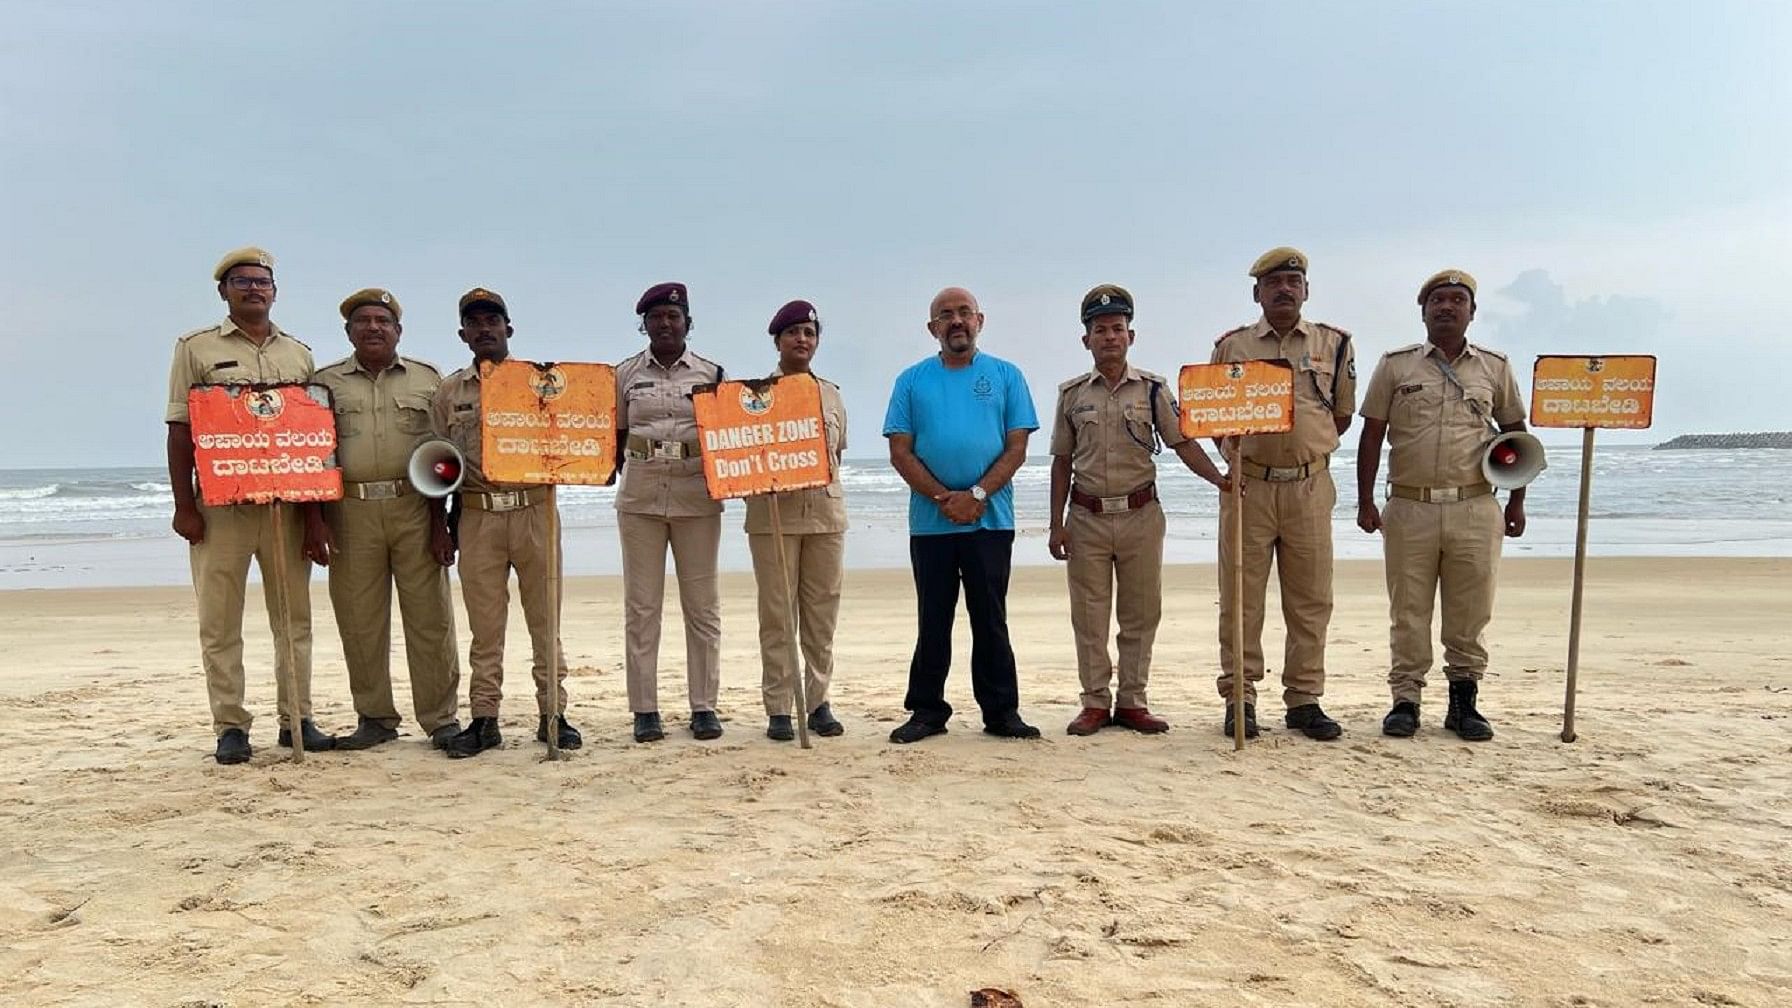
<box><xmin>334</xmin><ymin>716</ymin><xmax>400</xmax><ymax>751</ymax></box>
<box><xmin>1382</xmin><ymin>701</ymin><xmax>1420</xmax><ymax>738</ymax></box>
<box><xmin>429</xmin><ymin>722</ymin><xmax>462</xmax><ymax>751</ymax></box>
<box><xmin>983</xmin><ymin>711</ymin><xmax>1041</xmax><ymax>739</ymax></box>
<box><xmin>1444</xmin><ymin>680</ymin><xmax>1494</xmax><ymax>741</ymax></box>
<box><xmin>633</xmin><ymin>712</ymin><xmax>665</xmax><ymax>743</ymax></box>
<box><xmin>1222</xmin><ymin>702</ymin><xmax>1261</xmax><ymax>739</ymax></box>
<box><xmin>889</xmin><ymin>716</ymin><xmax>948</xmax><ymax>744</ymax></box>
<box><xmin>446</xmin><ymin>716</ymin><xmax>502</xmax><ymax>759</ymax></box>
<box><xmin>537</xmin><ymin>714</ymin><xmax>583</xmax><ymax>750</ymax></box>
<box><xmin>276</xmin><ymin>719</ymin><xmax>337</xmax><ymax>751</ymax></box>
<box><xmin>808</xmin><ymin>703</ymin><xmax>844</xmax><ymax>737</ymax></box>
<box><xmin>690</xmin><ymin>710</ymin><xmax>723</xmax><ymax>741</ymax></box>
<box><xmin>1285</xmin><ymin>703</ymin><xmax>1343</xmax><ymax>741</ymax></box>
<box><xmin>214</xmin><ymin>728</ymin><xmax>251</xmax><ymax>765</ymax></box>
<box><xmin>766</xmin><ymin>715</ymin><xmax>795</xmax><ymax>742</ymax></box>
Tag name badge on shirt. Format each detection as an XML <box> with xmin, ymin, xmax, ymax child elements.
<box><xmin>1397</xmin><ymin>384</ymin><xmax>1424</xmax><ymax>396</ymax></box>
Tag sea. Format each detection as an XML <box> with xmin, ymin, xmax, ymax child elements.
<box><xmin>2</xmin><ymin>446</ymin><xmax>1789</xmax><ymax>590</ymax></box>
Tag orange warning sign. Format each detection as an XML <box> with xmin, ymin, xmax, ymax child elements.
<box><xmin>1530</xmin><ymin>355</ymin><xmax>1657</xmax><ymax>429</ymax></box>
<box><xmin>692</xmin><ymin>373</ymin><xmax>831</xmax><ymax>500</ymax></box>
<box><xmin>480</xmin><ymin>360</ymin><xmax>618</xmax><ymax>485</ymax></box>
<box><xmin>188</xmin><ymin>383</ymin><xmax>343</xmax><ymax>505</ymax></box>
<box><xmin>1178</xmin><ymin>360</ymin><xmax>1297</xmax><ymax>439</ymax></box>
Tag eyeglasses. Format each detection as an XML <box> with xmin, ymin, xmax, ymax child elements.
<box><xmin>225</xmin><ymin>277</ymin><xmax>275</xmax><ymax>290</ymax></box>
<box><xmin>932</xmin><ymin>307</ymin><xmax>978</xmax><ymax>323</ymax></box>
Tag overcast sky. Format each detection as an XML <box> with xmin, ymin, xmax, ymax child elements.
<box><xmin>2</xmin><ymin>0</ymin><xmax>1786</xmax><ymax>467</ymax></box>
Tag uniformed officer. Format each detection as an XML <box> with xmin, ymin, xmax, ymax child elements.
<box><xmin>746</xmin><ymin>299</ymin><xmax>848</xmax><ymax>742</ymax></box>
<box><xmin>613</xmin><ymin>282</ymin><xmax>726</xmax><ymax>743</ymax></box>
<box><xmin>313</xmin><ymin>289</ymin><xmax>462</xmax><ymax>752</ymax></box>
<box><xmin>1210</xmin><ymin>247</ymin><xmax>1356</xmax><ymax>741</ymax></box>
<box><xmin>165</xmin><ymin>246</ymin><xmax>335</xmax><ymax>764</ymax></box>
<box><xmin>430</xmin><ymin>288</ymin><xmax>581</xmax><ymax>758</ymax></box>
<box><xmin>1048</xmin><ymin>285</ymin><xmax>1230</xmax><ymax>736</ymax></box>
<box><xmin>1356</xmin><ymin>269</ymin><xmax>1528</xmax><ymax>741</ymax></box>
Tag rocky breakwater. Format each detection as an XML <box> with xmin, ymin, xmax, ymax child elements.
<box><xmin>1655</xmin><ymin>432</ymin><xmax>1792</xmax><ymax>449</ymax></box>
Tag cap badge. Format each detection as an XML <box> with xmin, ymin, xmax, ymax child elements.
<box><xmin>1446</xmin><ymin>273</ymin><xmax>1460</xmax><ymax>284</ymax></box>
<box><xmin>807</xmin><ymin>309</ymin><xmax>817</xmax><ymax>321</ymax></box>
<box><xmin>1099</xmin><ymin>293</ymin><xmax>1111</xmax><ymax>305</ymax></box>
<box><xmin>669</xmin><ymin>289</ymin><xmax>680</xmax><ymax>303</ymax></box>
<box><xmin>379</xmin><ymin>292</ymin><xmax>391</xmax><ymax>303</ymax></box>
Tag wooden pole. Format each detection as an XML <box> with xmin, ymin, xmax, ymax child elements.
<box><xmin>770</xmin><ymin>493</ymin><xmax>812</xmax><ymax>749</ymax></box>
<box><xmin>1230</xmin><ymin>440</ymin><xmax>1246</xmax><ymax>752</ymax></box>
<box><xmin>544</xmin><ymin>489</ymin><xmax>564</xmax><ymax>760</ymax></box>
<box><xmin>1561</xmin><ymin>427</ymin><xmax>1596</xmax><ymax>743</ymax></box>
<box><xmin>267</xmin><ymin>501</ymin><xmax>305</xmax><ymax>763</ymax></box>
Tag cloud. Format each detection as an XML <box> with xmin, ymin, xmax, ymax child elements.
<box><xmin>1484</xmin><ymin>269</ymin><xmax>1672</xmax><ymax>362</ymax></box>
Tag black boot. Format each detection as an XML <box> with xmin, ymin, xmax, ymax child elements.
<box><xmin>276</xmin><ymin>719</ymin><xmax>337</xmax><ymax>751</ymax></box>
<box><xmin>633</xmin><ymin>712</ymin><xmax>665</xmax><ymax>743</ymax></box>
<box><xmin>1382</xmin><ymin>701</ymin><xmax>1420</xmax><ymax>737</ymax></box>
<box><xmin>446</xmin><ymin>716</ymin><xmax>502</xmax><ymax>759</ymax></box>
<box><xmin>807</xmin><ymin>703</ymin><xmax>844</xmax><ymax>737</ymax></box>
<box><xmin>335</xmin><ymin>716</ymin><xmax>399</xmax><ymax>751</ymax></box>
<box><xmin>766</xmin><ymin>715</ymin><xmax>795</xmax><ymax>742</ymax></box>
<box><xmin>214</xmin><ymin>728</ymin><xmax>252</xmax><ymax>765</ymax></box>
<box><xmin>1222</xmin><ymin>702</ymin><xmax>1260</xmax><ymax>739</ymax></box>
<box><xmin>1444</xmin><ymin>680</ymin><xmax>1494</xmax><ymax>741</ymax></box>
<box><xmin>537</xmin><ymin>714</ymin><xmax>583</xmax><ymax>750</ymax></box>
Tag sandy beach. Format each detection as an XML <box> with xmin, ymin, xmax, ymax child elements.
<box><xmin>2</xmin><ymin>556</ymin><xmax>1788</xmax><ymax>1007</ymax></box>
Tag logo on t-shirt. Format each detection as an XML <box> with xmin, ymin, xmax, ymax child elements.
<box><xmin>972</xmin><ymin>375</ymin><xmax>993</xmax><ymax>399</ymax></box>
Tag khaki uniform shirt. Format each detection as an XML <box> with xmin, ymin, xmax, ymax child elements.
<box><xmin>164</xmin><ymin>318</ymin><xmax>314</xmax><ymax>423</ymax></box>
<box><xmin>313</xmin><ymin>355</ymin><xmax>442</xmax><ymax>482</ymax></box>
<box><xmin>1360</xmin><ymin>341</ymin><xmax>1526</xmax><ymax>488</ymax></box>
<box><xmin>614</xmin><ymin>347</ymin><xmax>725</xmax><ymax>517</ymax></box>
<box><xmin>1049</xmin><ymin>366</ymin><xmax>1186</xmax><ymax>498</ymax></box>
<box><xmin>1209</xmin><ymin>318</ymin><xmax>1355</xmax><ymax>466</ymax></box>
<box><xmin>743</xmin><ymin>370</ymin><xmax>848</xmax><ymax>535</ymax></box>
<box><xmin>430</xmin><ymin>363</ymin><xmax>533</xmax><ymax>493</ymax></box>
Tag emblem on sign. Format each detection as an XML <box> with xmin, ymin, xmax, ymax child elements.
<box><xmin>740</xmin><ymin>385</ymin><xmax>775</xmax><ymax>415</ymax></box>
<box><xmin>529</xmin><ymin>366</ymin><xmax>566</xmax><ymax>401</ymax></box>
<box><xmin>246</xmin><ymin>389</ymin><xmax>285</xmax><ymax>420</ymax></box>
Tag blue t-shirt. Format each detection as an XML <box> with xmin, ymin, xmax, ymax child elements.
<box><xmin>883</xmin><ymin>351</ymin><xmax>1038</xmax><ymax>535</ymax></box>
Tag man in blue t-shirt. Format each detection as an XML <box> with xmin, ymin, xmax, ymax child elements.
<box><xmin>882</xmin><ymin>286</ymin><xmax>1041</xmax><ymax>743</ymax></box>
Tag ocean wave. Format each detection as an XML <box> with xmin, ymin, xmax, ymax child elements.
<box><xmin>0</xmin><ymin>484</ymin><xmax>58</xmax><ymax>500</ymax></box>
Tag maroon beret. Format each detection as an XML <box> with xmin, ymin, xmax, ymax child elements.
<box><xmin>635</xmin><ymin>282</ymin><xmax>689</xmax><ymax>315</ymax></box>
<box><xmin>768</xmin><ymin>299</ymin><xmax>820</xmax><ymax>337</ymax></box>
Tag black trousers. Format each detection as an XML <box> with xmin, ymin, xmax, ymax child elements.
<box><xmin>904</xmin><ymin>529</ymin><xmax>1021</xmax><ymax>726</ymax></box>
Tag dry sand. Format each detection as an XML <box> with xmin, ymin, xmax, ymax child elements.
<box><xmin>2</xmin><ymin>557</ymin><xmax>1788</xmax><ymax>1007</ymax></box>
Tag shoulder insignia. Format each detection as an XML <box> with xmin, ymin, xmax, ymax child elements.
<box><xmin>1057</xmin><ymin>374</ymin><xmax>1087</xmax><ymax>393</ymax></box>
<box><xmin>1471</xmin><ymin>343</ymin><xmax>1509</xmax><ymax>361</ymax></box>
<box><xmin>175</xmin><ymin>323</ymin><xmax>223</xmax><ymax>344</ymax></box>
<box><xmin>1136</xmin><ymin>368</ymin><xmax>1168</xmax><ymax>385</ymax></box>
<box><xmin>1387</xmin><ymin>343</ymin><xmax>1426</xmax><ymax>357</ymax></box>
<box><xmin>402</xmin><ymin>356</ymin><xmax>443</xmax><ymax>376</ymax></box>
<box><xmin>1213</xmin><ymin>325</ymin><xmax>1250</xmax><ymax>347</ymax></box>
<box><xmin>317</xmin><ymin>354</ymin><xmax>355</xmax><ymax>373</ymax></box>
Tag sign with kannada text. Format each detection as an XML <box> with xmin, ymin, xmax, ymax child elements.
<box><xmin>480</xmin><ymin>360</ymin><xmax>618</xmax><ymax>485</ymax></box>
<box><xmin>1177</xmin><ymin>360</ymin><xmax>1296</xmax><ymax>439</ymax></box>
<box><xmin>692</xmin><ymin>373</ymin><xmax>831</xmax><ymax>500</ymax></box>
<box><xmin>189</xmin><ymin>383</ymin><xmax>343</xmax><ymax>505</ymax></box>
<box><xmin>1530</xmin><ymin>355</ymin><xmax>1657</xmax><ymax>429</ymax></box>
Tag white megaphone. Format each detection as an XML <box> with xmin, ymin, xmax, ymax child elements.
<box><xmin>407</xmin><ymin>438</ymin><xmax>466</xmax><ymax>498</ymax></box>
<box><xmin>1481</xmin><ymin>430</ymin><xmax>1547</xmax><ymax>490</ymax></box>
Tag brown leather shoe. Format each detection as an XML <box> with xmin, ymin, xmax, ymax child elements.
<box><xmin>1112</xmin><ymin>706</ymin><xmax>1170</xmax><ymax>733</ymax></box>
<box><xmin>1066</xmin><ymin>707</ymin><xmax>1111</xmax><ymax>736</ymax></box>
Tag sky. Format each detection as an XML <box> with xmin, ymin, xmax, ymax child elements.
<box><xmin>2</xmin><ymin>0</ymin><xmax>1787</xmax><ymax>467</ymax></box>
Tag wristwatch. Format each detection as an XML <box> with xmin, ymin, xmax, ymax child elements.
<box><xmin>969</xmin><ymin>484</ymin><xmax>988</xmax><ymax>503</ymax></box>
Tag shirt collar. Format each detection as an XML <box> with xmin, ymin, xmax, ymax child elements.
<box><xmin>219</xmin><ymin>316</ymin><xmax>286</xmax><ymax>344</ymax></box>
<box><xmin>1252</xmin><ymin>317</ymin><xmax>1315</xmax><ymax>341</ymax></box>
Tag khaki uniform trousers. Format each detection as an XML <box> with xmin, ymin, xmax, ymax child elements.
<box><xmin>457</xmin><ymin>503</ymin><xmax>567</xmax><ymax>718</ymax></box>
<box><xmin>189</xmin><ymin>501</ymin><xmax>313</xmax><ymax>734</ymax></box>
<box><xmin>325</xmin><ymin>495</ymin><xmax>461</xmax><ymax>733</ymax></box>
<box><xmin>619</xmin><ymin>511</ymin><xmax>722</xmax><ymax>713</ymax></box>
<box><xmin>748</xmin><ymin>530</ymin><xmax>844</xmax><ymax>716</ymax></box>
<box><xmin>1217</xmin><ymin>468</ymin><xmax>1335</xmax><ymax>708</ymax></box>
<box><xmin>1380</xmin><ymin>494</ymin><xmax>1503</xmax><ymax>703</ymax></box>
<box><xmin>1066</xmin><ymin>500</ymin><xmax>1166</xmax><ymax>710</ymax></box>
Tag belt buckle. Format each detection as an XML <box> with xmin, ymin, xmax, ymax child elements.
<box><xmin>1269</xmin><ymin>464</ymin><xmax>1303</xmax><ymax>482</ymax></box>
<box><xmin>1099</xmin><ymin>495</ymin><xmax>1131</xmax><ymax>513</ymax></box>
<box><xmin>651</xmin><ymin>441</ymin><xmax>685</xmax><ymax>460</ymax></box>
<box><xmin>362</xmin><ymin>480</ymin><xmax>399</xmax><ymax>501</ymax></box>
<box><xmin>488</xmin><ymin>490</ymin><xmax>523</xmax><ymax>511</ymax></box>
<box><xmin>1431</xmin><ymin>487</ymin><xmax>1461</xmax><ymax>502</ymax></box>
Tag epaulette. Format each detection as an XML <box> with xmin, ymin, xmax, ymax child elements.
<box><xmin>317</xmin><ymin>354</ymin><xmax>355</xmax><ymax>373</ymax></box>
<box><xmin>400</xmin><ymin>355</ymin><xmax>443</xmax><ymax>376</ymax></box>
<box><xmin>1313</xmin><ymin>321</ymin><xmax>1353</xmax><ymax>342</ymax></box>
<box><xmin>1135</xmin><ymin>367</ymin><xmax>1170</xmax><ymax>385</ymax></box>
<box><xmin>1470</xmin><ymin>343</ymin><xmax>1508</xmax><ymax>361</ymax></box>
<box><xmin>1385</xmin><ymin>343</ymin><xmax>1426</xmax><ymax>357</ymax></box>
<box><xmin>1057</xmin><ymin>373</ymin><xmax>1090</xmax><ymax>393</ymax></box>
<box><xmin>174</xmin><ymin>323</ymin><xmax>224</xmax><ymax>344</ymax></box>
<box><xmin>1213</xmin><ymin>324</ymin><xmax>1251</xmax><ymax>347</ymax></box>
<box><xmin>447</xmin><ymin>365</ymin><xmax>478</xmax><ymax>383</ymax></box>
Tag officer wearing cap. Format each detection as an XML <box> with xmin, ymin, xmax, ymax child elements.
<box><xmin>1357</xmin><ymin>269</ymin><xmax>1528</xmax><ymax>741</ymax></box>
<box><xmin>746</xmin><ymin>299</ymin><xmax>849</xmax><ymax>742</ymax></box>
<box><xmin>1049</xmin><ymin>285</ymin><xmax>1230</xmax><ymax>736</ymax></box>
<box><xmin>613</xmin><ymin>282</ymin><xmax>727</xmax><ymax>743</ymax></box>
<box><xmin>165</xmin><ymin>246</ymin><xmax>335</xmax><ymax>763</ymax></box>
<box><xmin>430</xmin><ymin>288</ymin><xmax>582</xmax><ymax>758</ymax></box>
<box><xmin>1209</xmin><ymin>247</ymin><xmax>1357</xmax><ymax>741</ymax></box>
<box><xmin>313</xmin><ymin>289</ymin><xmax>462</xmax><ymax>753</ymax></box>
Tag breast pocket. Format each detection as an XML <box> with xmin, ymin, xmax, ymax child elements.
<box><xmin>1452</xmin><ymin>381</ymin><xmax>1496</xmax><ymax>431</ymax></box>
<box><xmin>395</xmin><ymin>392</ymin><xmax>433</xmax><ymax>436</ymax></box>
<box><xmin>333</xmin><ymin>402</ymin><xmax>364</xmax><ymax>439</ymax></box>
<box><xmin>1393</xmin><ymin>383</ymin><xmax>1444</xmax><ymax>428</ymax></box>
